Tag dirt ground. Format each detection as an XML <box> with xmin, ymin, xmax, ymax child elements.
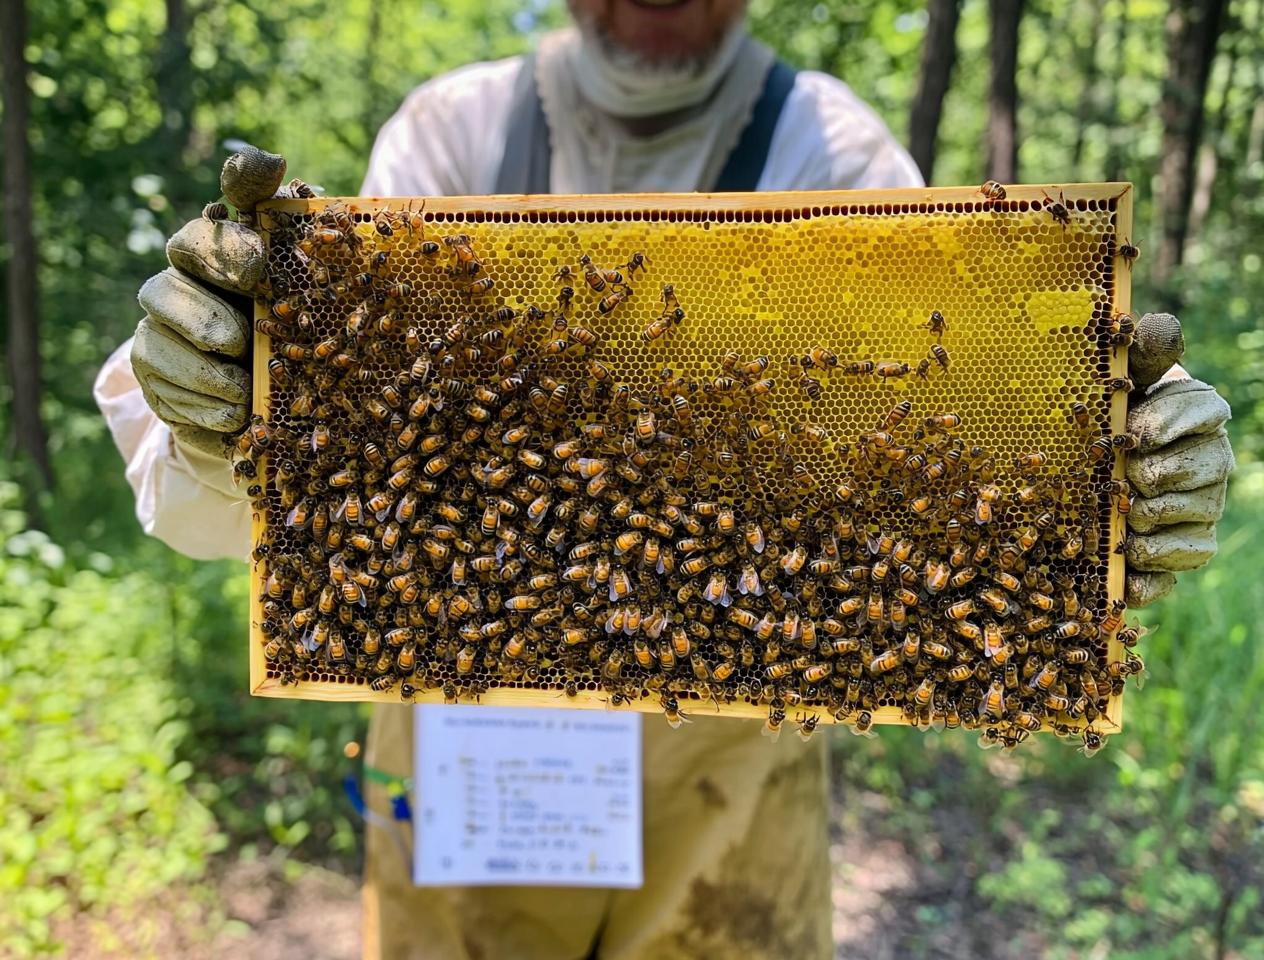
<box><xmin>44</xmin><ymin>755</ymin><xmax>1041</xmax><ymax>960</ymax></box>
<box><xmin>49</xmin><ymin>861</ymin><xmax>363</xmax><ymax>960</ymax></box>
<box><xmin>45</xmin><ymin>812</ymin><xmax>995</xmax><ymax>960</ymax></box>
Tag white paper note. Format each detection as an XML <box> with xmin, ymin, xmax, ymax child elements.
<box><xmin>413</xmin><ymin>705</ymin><xmax>643</xmax><ymax>888</ymax></box>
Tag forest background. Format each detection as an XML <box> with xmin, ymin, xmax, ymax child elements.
<box><xmin>1</xmin><ymin>0</ymin><xmax>1263</xmax><ymax>957</ymax></box>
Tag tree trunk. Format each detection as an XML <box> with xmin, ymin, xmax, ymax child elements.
<box><xmin>1071</xmin><ymin>0</ymin><xmax>1105</xmax><ymax>174</ymax></box>
<box><xmin>1</xmin><ymin>0</ymin><xmax>52</xmax><ymax>488</ymax></box>
<box><xmin>908</xmin><ymin>0</ymin><xmax>963</xmax><ymax>185</ymax></box>
<box><xmin>1152</xmin><ymin>0</ymin><xmax>1230</xmax><ymax>296</ymax></box>
<box><xmin>1185</xmin><ymin>31</ymin><xmax>1239</xmax><ymax>249</ymax></box>
<box><xmin>156</xmin><ymin>0</ymin><xmax>193</xmax><ymax>203</ymax></box>
<box><xmin>364</xmin><ymin>0</ymin><xmax>384</xmax><ymax>136</ymax></box>
<box><xmin>986</xmin><ymin>0</ymin><xmax>1023</xmax><ymax>183</ymax></box>
<box><xmin>1102</xmin><ymin>0</ymin><xmax>1133</xmax><ymax>182</ymax></box>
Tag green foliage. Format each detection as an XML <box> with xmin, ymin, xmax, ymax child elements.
<box><xmin>1125</xmin><ymin>469</ymin><xmax>1264</xmax><ymax>815</ymax></box>
<box><xmin>978</xmin><ymin>842</ymin><xmax>1073</xmax><ymax>919</ymax></box>
<box><xmin>4</xmin><ymin>0</ymin><xmax>1264</xmax><ymax>954</ymax></box>
<box><xmin>167</xmin><ymin>560</ymin><xmax>369</xmax><ymax>871</ymax></box>
<box><xmin>0</xmin><ymin>484</ymin><xmax>221</xmax><ymax>956</ymax></box>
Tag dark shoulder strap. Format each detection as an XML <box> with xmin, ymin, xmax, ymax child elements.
<box><xmin>494</xmin><ymin>55</ymin><xmax>552</xmax><ymax>195</ymax></box>
<box><xmin>712</xmin><ymin>61</ymin><xmax>799</xmax><ymax>193</ymax></box>
<box><xmin>494</xmin><ymin>55</ymin><xmax>798</xmax><ymax>195</ymax></box>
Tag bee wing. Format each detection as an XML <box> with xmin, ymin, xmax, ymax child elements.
<box><xmin>760</xmin><ymin>722</ymin><xmax>781</xmax><ymax>743</ymax></box>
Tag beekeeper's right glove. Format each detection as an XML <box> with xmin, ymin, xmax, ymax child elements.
<box><xmin>1122</xmin><ymin>313</ymin><xmax>1235</xmax><ymax>607</ymax></box>
<box><xmin>130</xmin><ymin>147</ymin><xmax>289</xmax><ymax>457</ymax></box>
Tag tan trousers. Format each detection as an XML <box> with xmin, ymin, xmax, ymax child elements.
<box><xmin>362</xmin><ymin>705</ymin><xmax>832</xmax><ymax>960</ymax></box>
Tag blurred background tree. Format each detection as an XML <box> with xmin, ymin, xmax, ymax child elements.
<box><xmin>2</xmin><ymin>0</ymin><xmax>1263</xmax><ymax>956</ymax></box>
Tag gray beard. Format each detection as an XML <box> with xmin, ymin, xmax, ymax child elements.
<box><xmin>572</xmin><ymin>8</ymin><xmax>734</xmax><ymax>80</ymax></box>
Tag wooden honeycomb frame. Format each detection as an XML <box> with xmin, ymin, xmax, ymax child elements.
<box><xmin>248</xmin><ymin>184</ymin><xmax>1132</xmax><ymax>733</ymax></box>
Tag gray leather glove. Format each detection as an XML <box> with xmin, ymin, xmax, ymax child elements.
<box><xmin>130</xmin><ymin>147</ymin><xmax>288</xmax><ymax>456</ymax></box>
<box><xmin>1123</xmin><ymin>313</ymin><xmax>1235</xmax><ymax>607</ymax></box>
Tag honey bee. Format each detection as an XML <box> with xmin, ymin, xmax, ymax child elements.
<box><xmin>1078</xmin><ymin>728</ymin><xmax>1107</xmax><ymax>757</ymax></box>
<box><xmin>979</xmin><ymin>180</ymin><xmax>1006</xmax><ymax>204</ymax></box>
<box><xmin>850</xmin><ymin>711</ymin><xmax>877</xmax><ymax>738</ymax></box>
<box><xmin>1101</xmin><ymin>599</ymin><xmax>1127</xmax><ymax>634</ymax></box>
<box><xmin>1085</xmin><ymin>436</ymin><xmax>1115</xmax><ymax>465</ymax></box>
<box><xmin>577</xmin><ymin>254</ymin><xmax>612</xmax><ymax>293</ymax></box>
<box><xmin>641</xmin><ymin>308</ymin><xmax>681</xmax><ymax>342</ymax></box>
<box><xmin>1101</xmin><ymin>479</ymin><xmax>1132</xmax><ymax>515</ymax></box>
<box><xmin>790</xmin><ymin>423</ymin><xmax>827</xmax><ymax>445</ymax></box>
<box><xmin>1117</xmin><ymin>238</ymin><xmax>1140</xmax><ymax>271</ymax></box>
<box><xmin>1013</xmin><ymin>451</ymin><xmax>1048</xmax><ymax>474</ymax></box>
<box><xmin>841</xmin><ymin>360</ymin><xmax>875</xmax><ymax>377</ymax></box>
<box><xmin>1106</xmin><ymin>311</ymin><xmax>1136</xmax><ymax>354</ymax></box>
<box><xmin>922</xmin><ymin>310</ymin><xmax>948</xmax><ymax>341</ymax></box>
<box><xmin>761</xmin><ymin>705</ymin><xmax>786</xmax><ymax>742</ymax></box>
<box><xmin>798</xmin><ymin>372</ymin><xmax>823</xmax><ymax>401</ymax></box>
<box><xmin>930</xmin><ymin>344</ymin><xmax>950</xmax><ymax>370</ymax></box>
<box><xmin>203</xmin><ymin>200</ymin><xmax>231</xmax><ymax>222</ymax></box>
<box><xmin>661</xmin><ymin>695</ymin><xmax>689</xmax><ymax>729</ymax></box>
<box><xmin>442</xmin><ymin>232</ymin><xmax>480</xmax><ymax>269</ymax></box>
<box><xmin>463</xmin><ymin>276</ymin><xmax>494</xmax><ymax>298</ymax></box>
<box><xmin>876</xmin><ymin>361</ymin><xmax>910</xmax><ymax>382</ymax></box>
<box><xmin>566</xmin><ymin>324</ymin><xmax>597</xmax><ymax>349</ymax></box>
<box><xmin>622</xmin><ymin>252</ymin><xmax>651</xmax><ymax>277</ymax></box>
<box><xmin>805</xmin><ymin>345</ymin><xmax>838</xmax><ymax>370</ymax></box>
<box><xmin>1042</xmin><ymin>189</ymin><xmax>1072</xmax><ymax>229</ymax></box>
<box><xmin>1069</xmin><ymin>401</ymin><xmax>1093</xmax><ymax>432</ymax></box>
<box><xmin>1111</xmin><ymin>432</ymin><xmax>1139</xmax><ymax>451</ymax></box>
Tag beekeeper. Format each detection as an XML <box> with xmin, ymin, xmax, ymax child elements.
<box><xmin>95</xmin><ymin>0</ymin><xmax>1233</xmax><ymax>957</ymax></box>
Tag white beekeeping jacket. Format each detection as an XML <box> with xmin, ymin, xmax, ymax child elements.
<box><xmin>95</xmin><ymin>29</ymin><xmax>922</xmax><ymax>560</ymax></box>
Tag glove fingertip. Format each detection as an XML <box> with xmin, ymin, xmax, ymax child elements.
<box><xmin>1129</xmin><ymin>312</ymin><xmax>1185</xmax><ymax>389</ymax></box>
<box><xmin>170</xmin><ymin>422</ymin><xmax>242</xmax><ymax>460</ymax></box>
<box><xmin>1125</xmin><ymin>571</ymin><xmax>1176</xmax><ymax>608</ymax></box>
<box><xmin>166</xmin><ymin>219</ymin><xmax>267</xmax><ymax>296</ymax></box>
<box><xmin>221</xmin><ymin>147</ymin><xmax>287</xmax><ymax>212</ymax></box>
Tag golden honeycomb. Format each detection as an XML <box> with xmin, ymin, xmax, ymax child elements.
<box><xmin>245</xmin><ymin>185</ymin><xmax>1133</xmax><ymax>747</ymax></box>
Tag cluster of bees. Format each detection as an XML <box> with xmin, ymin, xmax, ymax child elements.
<box><xmin>239</xmin><ymin>192</ymin><xmax>1141</xmax><ymax>756</ymax></box>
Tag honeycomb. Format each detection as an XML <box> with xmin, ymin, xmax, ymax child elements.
<box><xmin>244</xmin><ymin>185</ymin><xmax>1135</xmax><ymax>751</ymax></box>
